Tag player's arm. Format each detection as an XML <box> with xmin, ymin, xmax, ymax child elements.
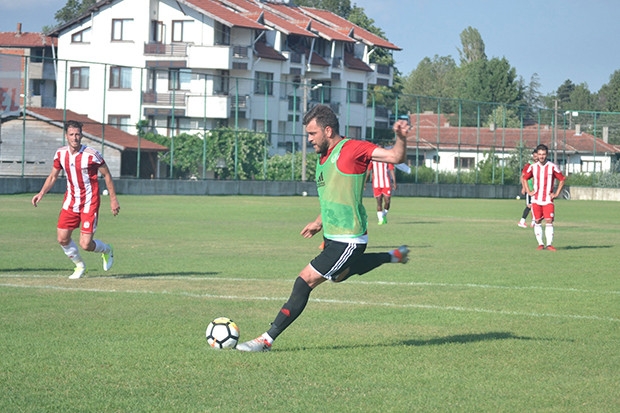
<box><xmin>99</xmin><ymin>164</ymin><xmax>120</xmax><ymax>216</ymax></box>
<box><xmin>370</xmin><ymin>120</ymin><xmax>410</xmax><ymax>164</ymax></box>
<box><xmin>550</xmin><ymin>178</ymin><xmax>565</xmax><ymax>200</ymax></box>
<box><xmin>300</xmin><ymin>214</ymin><xmax>322</xmax><ymax>238</ymax></box>
<box><xmin>389</xmin><ymin>166</ymin><xmax>397</xmax><ymax>190</ymax></box>
<box><xmin>32</xmin><ymin>167</ymin><xmax>61</xmax><ymax>207</ymax></box>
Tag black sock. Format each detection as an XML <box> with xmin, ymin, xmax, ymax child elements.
<box><xmin>521</xmin><ymin>207</ymin><xmax>531</xmax><ymax>220</ymax></box>
<box><xmin>267</xmin><ymin>277</ymin><xmax>313</xmax><ymax>340</ymax></box>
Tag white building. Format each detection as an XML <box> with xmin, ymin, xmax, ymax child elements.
<box><xmin>50</xmin><ymin>0</ymin><xmax>400</xmax><ymax>155</ymax></box>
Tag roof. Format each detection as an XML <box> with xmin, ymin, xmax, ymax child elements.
<box><xmin>223</xmin><ymin>0</ymin><xmax>317</xmax><ymax>37</ymax></box>
<box><xmin>407</xmin><ymin>114</ymin><xmax>620</xmax><ymax>156</ymax></box>
<box><xmin>264</xmin><ymin>2</ymin><xmax>355</xmax><ymax>43</ymax></box>
<box><xmin>0</xmin><ymin>32</ymin><xmax>57</xmax><ymax>48</ymax></box>
<box><xmin>184</xmin><ymin>0</ymin><xmax>267</xmax><ymax>29</ymax></box>
<box><xmin>299</xmin><ymin>7</ymin><xmax>401</xmax><ymax>50</ymax></box>
<box><xmin>254</xmin><ymin>41</ymin><xmax>286</xmax><ymax>61</ymax></box>
<box><xmin>25</xmin><ymin>108</ymin><xmax>168</xmax><ymax>152</ymax></box>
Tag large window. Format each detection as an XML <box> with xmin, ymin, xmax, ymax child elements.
<box><xmin>108</xmin><ymin>115</ymin><xmax>131</xmax><ymax>132</ymax></box>
<box><xmin>172</xmin><ymin>20</ymin><xmax>192</xmax><ymax>42</ymax></box>
<box><xmin>151</xmin><ymin>20</ymin><xmax>163</xmax><ymax>43</ymax></box>
<box><xmin>454</xmin><ymin>157</ymin><xmax>475</xmax><ymax>169</ymax></box>
<box><xmin>254</xmin><ymin>72</ymin><xmax>273</xmax><ymax>95</ymax></box>
<box><xmin>70</xmin><ymin>67</ymin><xmax>89</xmax><ymax>89</ymax></box>
<box><xmin>71</xmin><ymin>28</ymin><xmax>91</xmax><ymax>43</ymax></box>
<box><xmin>347</xmin><ymin>81</ymin><xmax>363</xmax><ymax>104</ymax></box>
<box><xmin>109</xmin><ymin>66</ymin><xmax>132</xmax><ymax>89</ymax></box>
<box><xmin>112</xmin><ymin>19</ymin><xmax>133</xmax><ymax>41</ymax></box>
<box><xmin>214</xmin><ymin>70</ymin><xmax>229</xmax><ymax>95</ymax></box>
<box><xmin>169</xmin><ymin>69</ymin><xmax>191</xmax><ymax>91</ymax></box>
<box><xmin>214</xmin><ymin>22</ymin><xmax>230</xmax><ymax>45</ymax></box>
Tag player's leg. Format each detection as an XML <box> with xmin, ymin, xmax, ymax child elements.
<box><xmin>57</xmin><ymin>210</ymin><xmax>86</xmax><ymax>278</ymax></box>
<box><xmin>531</xmin><ymin>204</ymin><xmax>545</xmax><ymax>249</ymax></box>
<box><xmin>543</xmin><ymin>205</ymin><xmax>556</xmax><ymax>251</ymax></box>
<box><xmin>375</xmin><ymin>194</ymin><xmax>384</xmax><ymax>224</ymax></box>
<box><xmin>237</xmin><ymin>266</ymin><xmax>325</xmax><ymax>352</ymax></box>
<box><xmin>518</xmin><ymin>202</ymin><xmax>530</xmax><ymax>228</ymax></box>
<box><xmin>382</xmin><ymin>193</ymin><xmax>391</xmax><ymax>224</ymax></box>
<box><xmin>80</xmin><ymin>210</ymin><xmax>114</xmax><ymax>270</ymax></box>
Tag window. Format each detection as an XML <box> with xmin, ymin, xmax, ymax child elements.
<box><xmin>31</xmin><ymin>80</ymin><xmax>43</xmax><ymax>96</ymax></box>
<box><xmin>109</xmin><ymin>66</ymin><xmax>132</xmax><ymax>89</ymax></box>
<box><xmin>169</xmin><ymin>69</ymin><xmax>191</xmax><ymax>91</ymax></box>
<box><xmin>253</xmin><ymin>119</ymin><xmax>272</xmax><ymax>134</ymax></box>
<box><xmin>254</xmin><ymin>72</ymin><xmax>273</xmax><ymax>95</ymax></box>
<box><xmin>454</xmin><ymin>157</ymin><xmax>475</xmax><ymax>169</ymax></box>
<box><xmin>214</xmin><ymin>70</ymin><xmax>229</xmax><ymax>95</ymax></box>
<box><xmin>581</xmin><ymin>160</ymin><xmax>602</xmax><ymax>173</ymax></box>
<box><xmin>30</xmin><ymin>48</ymin><xmax>44</xmax><ymax>63</ymax></box>
<box><xmin>151</xmin><ymin>20</ymin><xmax>164</xmax><ymax>43</ymax></box>
<box><xmin>172</xmin><ymin>20</ymin><xmax>192</xmax><ymax>42</ymax></box>
<box><xmin>108</xmin><ymin>115</ymin><xmax>131</xmax><ymax>132</ymax></box>
<box><xmin>347</xmin><ymin>126</ymin><xmax>362</xmax><ymax>139</ymax></box>
<box><xmin>215</xmin><ymin>22</ymin><xmax>230</xmax><ymax>45</ymax></box>
<box><xmin>347</xmin><ymin>82</ymin><xmax>363</xmax><ymax>104</ymax></box>
<box><xmin>112</xmin><ymin>19</ymin><xmax>133</xmax><ymax>41</ymax></box>
<box><xmin>71</xmin><ymin>28</ymin><xmax>91</xmax><ymax>43</ymax></box>
<box><xmin>311</xmin><ymin>81</ymin><xmax>331</xmax><ymax>103</ymax></box>
<box><xmin>70</xmin><ymin>67</ymin><xmax>89</xmax><ymax>89</ymax></box>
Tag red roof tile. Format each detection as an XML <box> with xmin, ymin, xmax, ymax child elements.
<box><xmin>344</xmin><ymin>52</ymin><xmax>372</xmax><ymax>72</ymax></box>
<box><xmin>223</xmin><ymin>0</ymin><xmax>317</xmax><ymax>37</ymax></box>
<box><xmin>26</xmin><ymin>108</ymin><xmax>168</xmax><ymax>152</ymax></box>
<box><xmin>254</xmin><ymin>41</ymin><xmax>286</xmax><ymax>61</ymax></box>
<box><xmin>0</xmin><ymin>32</ymin><xmax>57</xmax><ymax>48</ymax></box>
<box><xmin>407</xmin><ymin>118</ymin><xmax>619</xmax><ymax>156</ymax></box>
<box><xmin>187</xmin><ymin>0</ymin><xmax>266</xmax><ymax>29</ymax></box>
<box><xmin>265</xmin><ymin>2</ymin><xmax>355</xmax><ymax>43</ymax></box>
<box><xmin>300</xmin><ymin>7</ymin><xmax>400</xmax><ymax>50</ymax></box>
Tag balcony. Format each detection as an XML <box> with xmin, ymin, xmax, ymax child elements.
<box><xmin>144</xmin><ymin>43</ymin><xmax>188</xmax><ymax>57</ymax></box>
<box><xmin>142</xmin><ymin>91</ymin><xmax>187</xmax><ymax>107</ymax></box>
<box><xmin>368</xmin><ymin>63</ymin><xmax>393</xmax><ymax>87</ymax></box>
<box><xmin>186</xmin><ymin>94</ymin><xmax>229</xmax><ymax>118</ymax></box>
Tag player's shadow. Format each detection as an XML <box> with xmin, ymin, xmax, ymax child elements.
<box><xmin>112</xmin><ymin>271</ymin><xmax>220</xmax><ymax>278</ymax></box>
<box><xmin>400</xmin><ymin>331</ymin><xmax>539</xmax><ymax>347</ymax></box>
<box><xmin>561</xmin><ymin>245</ymin><xmax>613</xmax><ymax>250</ymax></box>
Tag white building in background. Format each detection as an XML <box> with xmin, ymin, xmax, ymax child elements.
<box><xmin>50</xmin><ymin>0</ymin><xmax>400</xmax><ymax>154</ymax></box>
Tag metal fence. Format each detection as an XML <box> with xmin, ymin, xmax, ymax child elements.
<box><xmin>2</xmin><ymin>53</ymin><xmax>619</xmax><ymax>183</ymax></box>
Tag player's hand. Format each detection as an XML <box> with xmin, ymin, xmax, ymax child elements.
<box><xmin>393</xmin><ymin>119</ymin><xmax>412</xmax><ymax>140</ymax></box>
<box><xmin>300</xmin><ymin>221</ymin><xmax>322</xmax><ymax>238</ymax></box>
<box><xmin>111</xmin><ymin>200</ymin><xmax>120</xmax><ymax>216</ymax></box>
<box><xmin>32</xmin><ymin>193</ymin><xmax>42</xmax><ymax>207</ymax></box>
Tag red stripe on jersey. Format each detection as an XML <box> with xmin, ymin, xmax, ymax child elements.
<box><xmin>524</xmin><ymin>161</ymin><xmax>565</xmax><ymax>206</ymax></box>
<box><xmin>370</xmin><ymin>161</ymin><xmax>392</xmax><ymax>189</ymax></box>
<box><xmin>54</xmin><ymin>145</ymin><xmax>104</xmax><ymax>213</ymax></box>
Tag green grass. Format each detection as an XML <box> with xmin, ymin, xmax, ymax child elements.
<box><xmin>1</xmin><ymin>194</ymin><xmax>618</xmax><ymax>412</ymax></box>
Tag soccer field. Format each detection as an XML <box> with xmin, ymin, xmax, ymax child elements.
<box><xmin>1</xmin><ymin>194</ymin><xmax>618</xmax><ymax>412</ymax></box>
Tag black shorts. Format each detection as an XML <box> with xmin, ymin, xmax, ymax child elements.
<box><xmin>310</xmin><ymin>238</ymin><xmax>367</xmax><ymax>281</ymax></box>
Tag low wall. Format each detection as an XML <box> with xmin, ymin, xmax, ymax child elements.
<box><xmin>569</xmin><ymin>186</ymin><xmax>620</xmax><ymax>201</ymax></box>
<box><xmin>0</xmin><ymin>177</ymin><xmax>523</xmax><ymax>199</ymax></box>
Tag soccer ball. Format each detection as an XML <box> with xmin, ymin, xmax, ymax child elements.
<box><xmin>205</xmin><ymin>317</ymin><xmax>240</xmax><ymax>349</ymax></box>
<box><xmin>102</xmin><ymin>189</ymin><xmax>109</xmax><ymax>196</ymax></box>
<box><xmin>302</xmin><ymin>191</ymin><xmax>308</xmax><ymax>197</ymax></box>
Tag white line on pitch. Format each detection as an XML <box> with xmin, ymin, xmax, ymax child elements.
<box><xmin>1</xmin><ymin>282</ymin><xmax>618</xmax><ymax>323</ymax></box>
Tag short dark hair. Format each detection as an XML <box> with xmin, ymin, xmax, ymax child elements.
<box><xmin>535</xmin><ymin>144</ymin><xmax>548</xmax><ymax>153</ymax></box>
<box><xmin>65</xmin><ymin>120</ymin><xmax>83</xmax><ymax>133</ymax></box>
<box><xmin>303</xmin><ymin>104</ymin><xmax>339</xmax><ymax>134</ymax></box>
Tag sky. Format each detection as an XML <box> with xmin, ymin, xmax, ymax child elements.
<box><xmin>1</xmin><ymin>0</ymin><xmax>618</xmax><ymax>95</ymax></box>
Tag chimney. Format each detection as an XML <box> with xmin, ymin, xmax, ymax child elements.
<box><xmin>603</xmin><ymin>126</ymin><xmax>609</xmax><ymax>143</ymax></box>
<box><xmin>575</xmin><ymin>124</ymin><xmax>581</xmax><ymax>135</ymax></box>
<box><xmin>16</xmin><ymin>23</ymin><xmax>22</xmax><ymax>36</ymax></box>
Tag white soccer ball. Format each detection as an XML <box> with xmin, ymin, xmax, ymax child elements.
<box><xmin>206</xmin><ymin>317</ymin><xmax>240</xmax><ymax>349</ymax></box>
<box><xmin>515</xmin><ymin>195</ymin><xmax>520</xmax><ymax>200</ymax></box>
<box><xmin>102</xmin><ymin>189</ymin><xmax>109</xmax><ymax>196</ymax></box>
<box><xmin>302</xmin><ymin>191</ymin><xmax>308</xmax><ymax>197</ymax></box>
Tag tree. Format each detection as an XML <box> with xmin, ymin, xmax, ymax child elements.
<box><xmin>54</xmin><ymin>0</ymin><xmax>97</xmax><ymax>26</ymax></box>
<box><xmin>457</xmin><ymin>26</ymin><xmax>487</xmax><ymax>65</ymax></box>
<box><xmin>597</xmin><ymin>70</ymin><xmax>620</xmax><ymax>112</ymax></box>
<box><xmin>567</xmin><ymin>83</ymin><xmax>594</xmax><ymax>111</ymax></box>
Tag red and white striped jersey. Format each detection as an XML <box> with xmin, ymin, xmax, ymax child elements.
<box><xmin>368</xmin><ymin>161</ymin><xmax>394</xmax><ymax>189</ymax></box>
<box><xmin>522</xmin><ymin>161</ymin><xmax>565</xmax><ymax>205</ymax></box>
<box><xmin>53</xmin><ymin>145</ymin><xmax>105</xmax><ymax>213</ymax></box>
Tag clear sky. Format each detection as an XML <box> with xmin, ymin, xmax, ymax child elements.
<box><xmin>1</xmin><ymin>0</ymin><xmax>618</xmax><ymax>95</ymax></box>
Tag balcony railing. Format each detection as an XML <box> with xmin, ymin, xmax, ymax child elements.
<box><xmin>144</xmin><ymin>43</ymin><xmax>188</xmax><ymax>57</ymax></box>
<box><xmin>142</xmin><ymin>91</ymin><xmax>186</xmax><ymax>106</ymax></box>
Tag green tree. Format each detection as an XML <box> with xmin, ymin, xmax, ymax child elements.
<box><xmin>597</xmin><ymin>70</ymin><xmax>620</xmax><ymax>112</ymax></box>
<box><xmin>457</xmin><ymin>26</ymin><xmax>487</xmax><ymax>65</ymax></box>
<box><xmin>54</xmin><ymin>0</ymin><xmax>97</xmax><ymax>25</ymax></box>
<box><xmin>567</xmin><ymin>83</ymin><xmax>594</xmax><ymax>110</ymax></box>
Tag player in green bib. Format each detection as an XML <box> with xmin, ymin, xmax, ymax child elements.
<box><xmin>237</xmin><ymin>105</ymin><xmax>411</xmax><ymax>352</ymax></box>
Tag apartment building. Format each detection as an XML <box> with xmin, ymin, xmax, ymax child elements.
<box><xmin>50</xmin><ymin>0</ymin><xmax>400</xmax><ymax>154</ymax></box>
<box><xmin>0</xmin><ymin>23</ymin><xmax>57</xmax><ymax>115</ymax></box>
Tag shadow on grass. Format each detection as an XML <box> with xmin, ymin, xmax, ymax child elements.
<box><xmin>400</xmin><ymin>331</ymin><xmax>537</xmax><ymax>346</ymax></box>
<box><xmin>285</xmin><ymin>332</ymin><xmax>559</xmax><ymax>352</ymax></box>
<box><xmin>0</xmin><ymin>269</ymin><xmax>220</xmax><ymax>278</ymax></box>
<box><xmin>561</xmin><ymin>245</ymin><xmax>613</xmax><ymax>250</ymax></box>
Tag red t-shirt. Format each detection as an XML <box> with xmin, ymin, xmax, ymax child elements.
<box><xmin>319</xmin><ymin>139</ymin><xmax>378</xmax><ymax>174</ymax></box>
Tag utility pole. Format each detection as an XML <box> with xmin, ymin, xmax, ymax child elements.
<box><xmin>301</xmin><ymin>77</ymin><xmax>308</xmax><ymax>181</ymax></box>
